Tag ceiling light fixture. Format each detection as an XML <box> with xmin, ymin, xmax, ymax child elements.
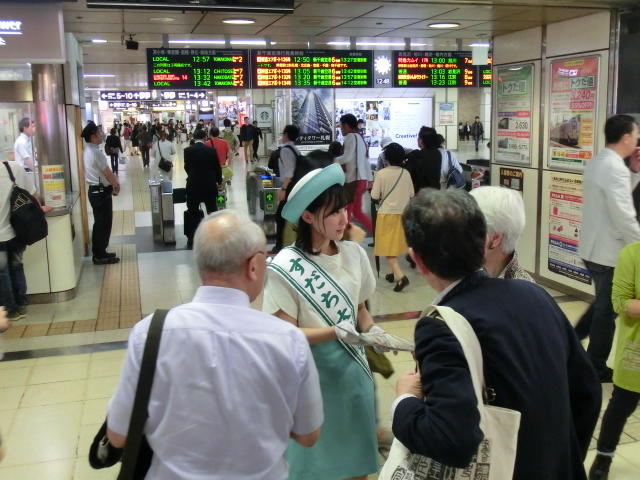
<box><xmin>91</xmin><ymin>39</ymin><xmax>107</xmax><ymax>43</ymax></box>
<box><xmin>326</xmin><ymin>41</ymin><xmax>426</xmax><ymax>47</ymax></box>
<box><xmin>169</xmin><ymin>39</ymin><xmax>225</xmax><ymax>44</ymax></box>
<box><xmin>149</xmin><ymin>17</ymin><xmax>176</xmax><ymax>23</ymax></box>
<box><xmin>469</xmin><ymin>42</ymin><xmax>490</xmax><ymax>47</ymax></box>
<box><xmin>428</xmin><ymin>22</ymin><xmax>460</xmax><ymax>29</ymax></box>
<box><xmin>223</xmin><ymin>18</ymin><xmax>255</xmax><ymax>25</ymax></box>
<box><xmin>83</xmin><ymin>74</ymin><xmax>115</xmax><ymax>77</ymax></box>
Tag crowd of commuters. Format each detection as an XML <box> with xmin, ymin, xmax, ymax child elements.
<box><xmin>457</xmin><ymin>115</ymin><xmax>485</xmax><ymax>151</ymax></box>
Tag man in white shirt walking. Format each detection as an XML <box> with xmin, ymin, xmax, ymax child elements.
<box><xmin>335</xmin><ymin>113</ymin><xmax>373</xmax><ymax>234</ymax></box>
<box><xmin>107</xmin><ymin>211</ymin><xmax>323</xmax><ymax>479</ymax></box>
<box><xmin>13</xmin><ymin>117</ymin><xmax>37</xmax><ymax>171</ymax></box>
<box><xmin>577</xmin><ymin>114</ymin><xmax>640</xmax><ymax>382</ymax></box>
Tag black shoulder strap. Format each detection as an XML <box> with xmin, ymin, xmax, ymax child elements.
<box><xmin>117</xmin><ymin>309</ymin><xmax>168</xmax><ymax>480</ymax></box>
<box><xmin>3</xmin><ymin>162</ymin><xmax>16</xmax><ymax>184</ymax></box>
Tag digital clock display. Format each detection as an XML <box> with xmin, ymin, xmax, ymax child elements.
<box><xmin>146</xmin><ymin>48</ymin><xmax>248</xmax><ymax>89</ymax></box>
<box><xmin>251</xmin><ymin>50</ymin><xmax>373</xmax><ymax>88</ymax></box>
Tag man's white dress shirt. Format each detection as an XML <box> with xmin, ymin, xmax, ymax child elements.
<box><xmin>13</xmin><ymin>132</ymin><xmax>36</xmax><ymax>169</ymax></box>
<box><xmin>108</xmin><ymin>286</ymin><xmax>323</xmax><ymax>480</ymax></box>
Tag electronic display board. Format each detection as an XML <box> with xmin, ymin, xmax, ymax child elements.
<box><xmin>147</xmin><ymin>48</ymin><xmax>248</xmax><ymax>89</ymax></box>
<box><xmin>252</xmin><ymin>50</ymin><xmax>373</xmax><ymax>88</ymax></box>
<box><xmin>393</xmin><ymin>51</ymin><xmax>492</xmax><ymax>88</ymax></box>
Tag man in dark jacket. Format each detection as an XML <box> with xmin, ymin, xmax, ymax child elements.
<box><xmin>393</xmin><ymin>189</ymin><xmax>601</xmax><ymax>479</ymax></box>
<box><xmin>404</xmin><ymin>127</ymin><xmax>442</xmax><ymax>192</ymax></box>
<box><xmin>184</xmin><ymin>129</ymin><xmax>222</xmax><ymax>245</ymax></box>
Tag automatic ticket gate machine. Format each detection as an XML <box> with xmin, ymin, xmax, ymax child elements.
<box><xmin>258</xmin><ymin>172</ymin><xmax>281</xmax><ymax>238</ymax></box>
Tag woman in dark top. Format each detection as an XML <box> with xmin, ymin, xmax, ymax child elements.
<box><xmin>104</xmin><ymin>128</ymin><xmax>123</xmax><ymax>175</ymax></box>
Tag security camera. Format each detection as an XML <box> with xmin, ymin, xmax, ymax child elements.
<box><xmin>125</xmin><ymin>34</ymin><xmax>138</xmax><ymax>50</ymax></box>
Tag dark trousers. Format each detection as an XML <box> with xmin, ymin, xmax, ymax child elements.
<box><xmin>474</xmin><ymin>135</ymin><xmax>482</xmax><ymax>150</ymax></box>
<box><xmin>575</xmin><ymin>260</ymin><xmax>617</xmax><ymax>376</ymax></box>
<box><xmin>88</xmin><ymin>186</ymin><xmax>113</xmax><ymax>258</ymax></box>
<box><xmin>597</xmin><ymin>385</ymin><xmax>640</xmax><ymax>453</ymax></box>
<box><xmin>110</xmin><ymin>154</ymin><xmax>119</xmax><ymax>174</ymax></box>
<box><xmin>0</xmin><ymin>238</ymin><xmax>27</xmax><ymax>314</ymax></box>
<box><xmin>253</xmin><ymin>139</ymin><xmax>259</xmax><ymax>159</ymax></box>
<box><xmin>140</xmin><ymin>146</ymin><xmax>150</xmax><ymax>167</ymax></box>
<box><xmin>186</xmin><ymin>188</ymin><xmax>218</xmax><ymax>216</ymax></box>
<box><xmin>274</xmin><ymin>198</ymin><xmax>287</xmax><ymax>251</ymax></box>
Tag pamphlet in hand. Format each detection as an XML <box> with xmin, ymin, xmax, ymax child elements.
<box><xmin>359</xmin><ymin>331</ymin><xmax>415</xmax><ymax>352</ymax></box>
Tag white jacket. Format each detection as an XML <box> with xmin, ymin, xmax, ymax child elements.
<box><xmin>579</xmin><ymin>147</ymin><xmax>640</xmax><ymax>267</ymax></box>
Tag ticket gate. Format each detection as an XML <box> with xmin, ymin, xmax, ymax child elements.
<box><xmin>247</xmin><ymin>166</ymin><xmax>281</xmax><ymax>238</ymax></box>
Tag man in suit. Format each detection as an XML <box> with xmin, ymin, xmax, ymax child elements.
<box><xmin>184</xmin><ymin>129</ymin><xmax>222</xmax><ymax>247</ymax></box>
<box><xmin>404</xmin><ymin>127</ymin><xmax>442</xmax><ymax>193</ymax></box>
<box><xmin>576</xmin><ymin>114</ymin><xmax>640</xmax><ymax>382</ymax></box>
<box><xmin>392</xmin><ymin>189</ymin><xmax>601</xmax><ymax>479</ymax></box>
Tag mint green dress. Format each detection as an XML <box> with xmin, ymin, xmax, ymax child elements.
<box><xmin>262</xmin><ymin>241</ymin><xmax>379</xmax><ymax>480</ymax></box>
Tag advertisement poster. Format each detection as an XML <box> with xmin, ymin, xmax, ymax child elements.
<box><xmin>496</xmin><ymin>64</ymin><xmax>533</xmax><ymax>165</ymax></box>
<box><xmin>548</xmin><ymin>172</ymin><xmax>591</xmax><ymax>284</ymax></box>
<box><xmin>335</xmin><ymin>98</ymin><xmax>432</xmax><ymax>154</ymax></box>
<box><xmin>548</xmin><ymin>56</ymin><xmax>599</xmax><ymax>171</ymax></box>
<box><xmin>438</xmin><ymin>102</ymin><xmax>456</xmax><ymax>126</ymax></box>
<box><xmin>499</xmin><ymin>167</ymin><xmax>524</xmax><ymax>193</ymax></box>
<box><xmin>255</xmin><ymin>105</ymin><xmax>273</xmax><ymax>129</ymax></box>
<box><xmin>291</xmin><ymin>88</ymin><xmax>334</xmax><ymax>145</ymax></box>
<box><xmin>42</xmin><ymin>164</ymin><xmax>66</xmax><ymax>208</ymax></box>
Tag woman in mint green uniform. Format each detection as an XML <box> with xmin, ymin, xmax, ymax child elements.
<box><xmin>263</xmin><ymin>164</ymin><xmax>385</xmax><ymax>480</ymax></box>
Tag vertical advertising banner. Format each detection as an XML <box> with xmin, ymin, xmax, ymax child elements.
<box><xmin>438</xmin><ymin>102</ymin><xmax>456</xmax><ymax>126</ymax></box>
<box><xmin>548</xmin><ymin>56</ymin><xmax>599</xmax><ymax>171</ymax></box>
<box><xmin>42</xmin><ymin>164</ymin><xmax>66</xmax><ymax>208</ymax></box>
<box><xmin>495</xmin><ymin>64</ymin><xmax>534</xmax><ymax>166</ymax></box>
<box><xmin>548</xmin><ymin>172</ymin><xmax>591</xmax><ymax>284</ymax></box>
<box><xmin>291</xmin><ymin>88</ymin><xmax>334</xmax><ymax>145</ymax></box>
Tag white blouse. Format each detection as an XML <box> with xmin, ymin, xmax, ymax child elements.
<box><xmin>262</xmin><ymin>241</ymin><xmax>376</xmax><ymax>328</ymax></box>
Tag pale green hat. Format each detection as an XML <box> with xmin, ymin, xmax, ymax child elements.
<box><xmin>282</xmin><ymin>163</ymin><xmax>345</xmax><ymax>223</ymax></box>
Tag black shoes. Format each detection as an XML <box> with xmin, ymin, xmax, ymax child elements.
<box><xmin>93</xmin><ymin>256</ymin><xmax>120</xmax><ymax>265</ymax></box>
<box><xmin>588</xmin><ymin>454</ymin><xmax>612</xmax><ymax>480</ymax></box>
<box><xmin>406</xmin><ymin>254</ymin><xmax>416</xmax><ymax>269</ymax></box>
<box><xmin>394</xmin><ymin>276</ymin><xmax>410</xmax><ymax>292</ymax></box>
<box><xmin>385</xmin><ymin>273</ymin><xmax>395</xmax><ymax>283</ymax></box>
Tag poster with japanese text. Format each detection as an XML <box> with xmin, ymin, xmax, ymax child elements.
<box><xmin>548</xmin><ymin>56</ymin><xmax>599</xmax><ymax>171</ymax></box>
<box><xmin>499</xmin><ymin>167</ymin><xmax>524</xmax><ymax>194</ymax></box>
<box><xmin>495</xmin><ymin>64</ymin><xmax>533</xmax><ymax>165</ymax></box>
<box><xmin>438</xmin><ymin>102</ymin><xmax>456</xmax><ymax>126</ymax></box>
<box><xmin>291</xmin><ymin>88</ymin><xmax>334</xmax><ymax>145</ymax></box>
<box><xmin>42</xmin><ymin>165</ymin><xmax>66</xmax><ymax>208</ymax></box>
<box><xmin>548</xmin><ymin>172</ymin><xmax>591</xmax><ymax>284</ymax></box>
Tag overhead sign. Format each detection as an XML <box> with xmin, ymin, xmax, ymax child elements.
<box><xmin>252</xmin><ymin>49</ymin><xmax>373</xmax><ymax>88</ymax></box>
<box><xmin>87</xmin><ymin>0</ymin><xmax>294</xmax><ymax>14</ymax></box>
<box><xmin>101</xmin><ymin>91</ymin><xmax>152</xmax><ymax>101</ymax></box>
<box><xmin>393</xmin><ymin>51</ymin><xmax>492</xmax><ymax>88</ymax></box>
<box><xmin>108</xmin><ymin>101</ymin><xmax>140</xmax><ymax>109</ymax></box>
<box><xmin>147</xmin><ymin>48</ymin><xmax>248</xmax><ymax>89</ymax></box>
<box><xmin>159</xmin><ymin>90</ymin><xmax>207</xmax><ymax>100</ymax></box>
<box><xmin>0</xmin><ymin>5</ymin><xmax>65</xmax><ymax>63</ymax></box>
<box><xmin>150</xmin><ymin>101</ymin><xmax>178</xmax><ymax>108</ymax></box>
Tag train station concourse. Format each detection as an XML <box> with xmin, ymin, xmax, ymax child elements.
<box><xmin>1</xmin><ymin>0</ymin><xmax>640</xmax><ymax>479</ymax></box>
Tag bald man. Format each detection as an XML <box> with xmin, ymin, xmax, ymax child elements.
<box><xmin>107</xmin><ymin>211</ymin><xmax>323</xmax><ymax>479</ymax></box>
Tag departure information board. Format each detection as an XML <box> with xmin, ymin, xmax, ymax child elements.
<box><xmin>251</xmin><ymin>50</ymin><xmax>373</xmax><ymax>88</ymax></box>
<box><xmin>393</xmin><ymin>51</ymin><xmax>492</xmax><ymax>88</ymax></box>
<box><xmin>147</xmin><ymin>48</ymin><xmax>248</xmax><ymax>89</ymax></box>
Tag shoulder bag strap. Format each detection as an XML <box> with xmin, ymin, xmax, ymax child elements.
<box><xmin>354</xmin><ymin>133</ymin><xmax>361</xmax><ymax>180</ymax></box>
<box><xmin>117</xmin><ymin>309</ymin><xmax>169</xmax><ymax>480</ymax></box>
<box><xmin>378</xmin><ymin>169</ymin><xmax>404</xmax><ymax>209</ymax></box>
<box><xmin>2</xmin><ymin>162</ymin><xmax>16</xmax><ymax>184</ymax></box>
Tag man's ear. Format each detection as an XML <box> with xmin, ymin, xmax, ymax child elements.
<box><xmin>246</xmin><ymin>253</ymin><xmax>259</xmax><ymax>282</ymax></box>
<box><xmin>301</xmin><ymin>210</ymin><xmax>314</xmax><ymax>225</ymax></box>
<box><xmin>486</xmin><ymin>232</ymin><xmax>504</xmax><ymax>251</ymax></box>
<box><xmin>408</xmin><ymin>247</ymin><xmax>430</xmax><ymax>277</ymax></box>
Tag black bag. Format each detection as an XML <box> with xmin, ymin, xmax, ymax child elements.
<box><xmin>88</xmin><ymin>309</ymin><xmax>168</xmax><ymax>480</ymax></box>
<box><xmin>268</xmin><ymin>148</ymin><xmax>281</xmax><ymax>176</ymax></box>
<box><xmin>445</xmin><ymin>151</ymin><xmax>466</xmax><ymax>189</ymax></box>
<box><xmin>2</xmin><ymin>162</ymin><xmax>48</xmax><ymax>245</ymax></box>
<box><xmin>158</xmin><ymin>156</ymin><xmax>172</xmax><ymax>173</ymax></box>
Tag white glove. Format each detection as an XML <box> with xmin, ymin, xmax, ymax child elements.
<box><xmin>334</xmin><ymin>320</ymin><xmax>367</xmax><ymax>345</ymax></box>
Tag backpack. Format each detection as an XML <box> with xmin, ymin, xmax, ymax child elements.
<box><xmin>2</xmin><ymin>162</ymin><xmax>48</xmax><ymax>245</ymax></box>
<box><xmin>268</xmin><ymin>145</ymin><xmax>303</xmax><ymax>178</ymax></box>
<box><xmin>221</xmin><ymin>129</ymin><xmax>236</xmax><ymax>148</ymax></box>
<box><xmin>445</xmin><ymin>151</ymin><xmax>466</xmax><ymax>189</ymax></box>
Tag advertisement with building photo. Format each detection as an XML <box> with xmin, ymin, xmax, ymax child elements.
<box><xmin>291</xmin><ymin>88</ymin><xmax>334</xmax><ymax>145</ymax></box>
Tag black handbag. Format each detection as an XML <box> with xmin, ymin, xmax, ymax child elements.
<box><xmin>2</xmin><ymin>162</ymin><xmax>48</xmax><ymax>245</ymax></box>
<box><xmin>158</xmin><ymin>155</ymin><xmax>173</xmax><ymax>172</ymax></box>
<box><xmin>88</xmin><ymin>309</ymin><xmax>168</xmax><ymax>480</ymax></box>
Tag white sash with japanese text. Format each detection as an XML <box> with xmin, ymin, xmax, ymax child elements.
<box><xmin>268</xmin><ymin>246</ymin><xmax>373</xmax><ymax>381</ymax></box>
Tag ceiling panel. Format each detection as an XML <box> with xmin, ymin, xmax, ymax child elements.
<box><xmin>269</xmin><ymin>16</ymin><xmax>345</xmax><ymax>28</ymax></box>
<box><xmin>337</xmin><ymin>17</ymin><xmax>423</xmax><ymax>29</ymax></box>
<box><xmin>321</xmin><ymin>27</ymin><xmax>393</xmax><ymax>36</ymax></box>
<box><xmin>378</xmin><ymin>28</ymin><xmax>449</xmax><ymax>38</ymax></box>
<box><xmin>293</xmin><ymin>1</ymin><xmax>382</xmax><ymax>17</ymax></box>
<box><xmin>361</xmin><ymin>5</ymin><xmax>457</xmax><ymax>19</ymax></box>
<box><xmin>262</xmin><ymin>26</ymin><xmax>333</xmax><ymax>36</ymax></box>
<box><xmin>425</xmin><ymin>5</ymin><xmax>538</xmax><ymax>22</ymax></box>
<box><xmin>499</xmin><ymin>7</ymin><xmax>598</xmax><ymax>23</ymax></box>
<box><xmin>192</xmin><ymin>24</ymin><xmax>266</xmax><ymax>35</ymax></box>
